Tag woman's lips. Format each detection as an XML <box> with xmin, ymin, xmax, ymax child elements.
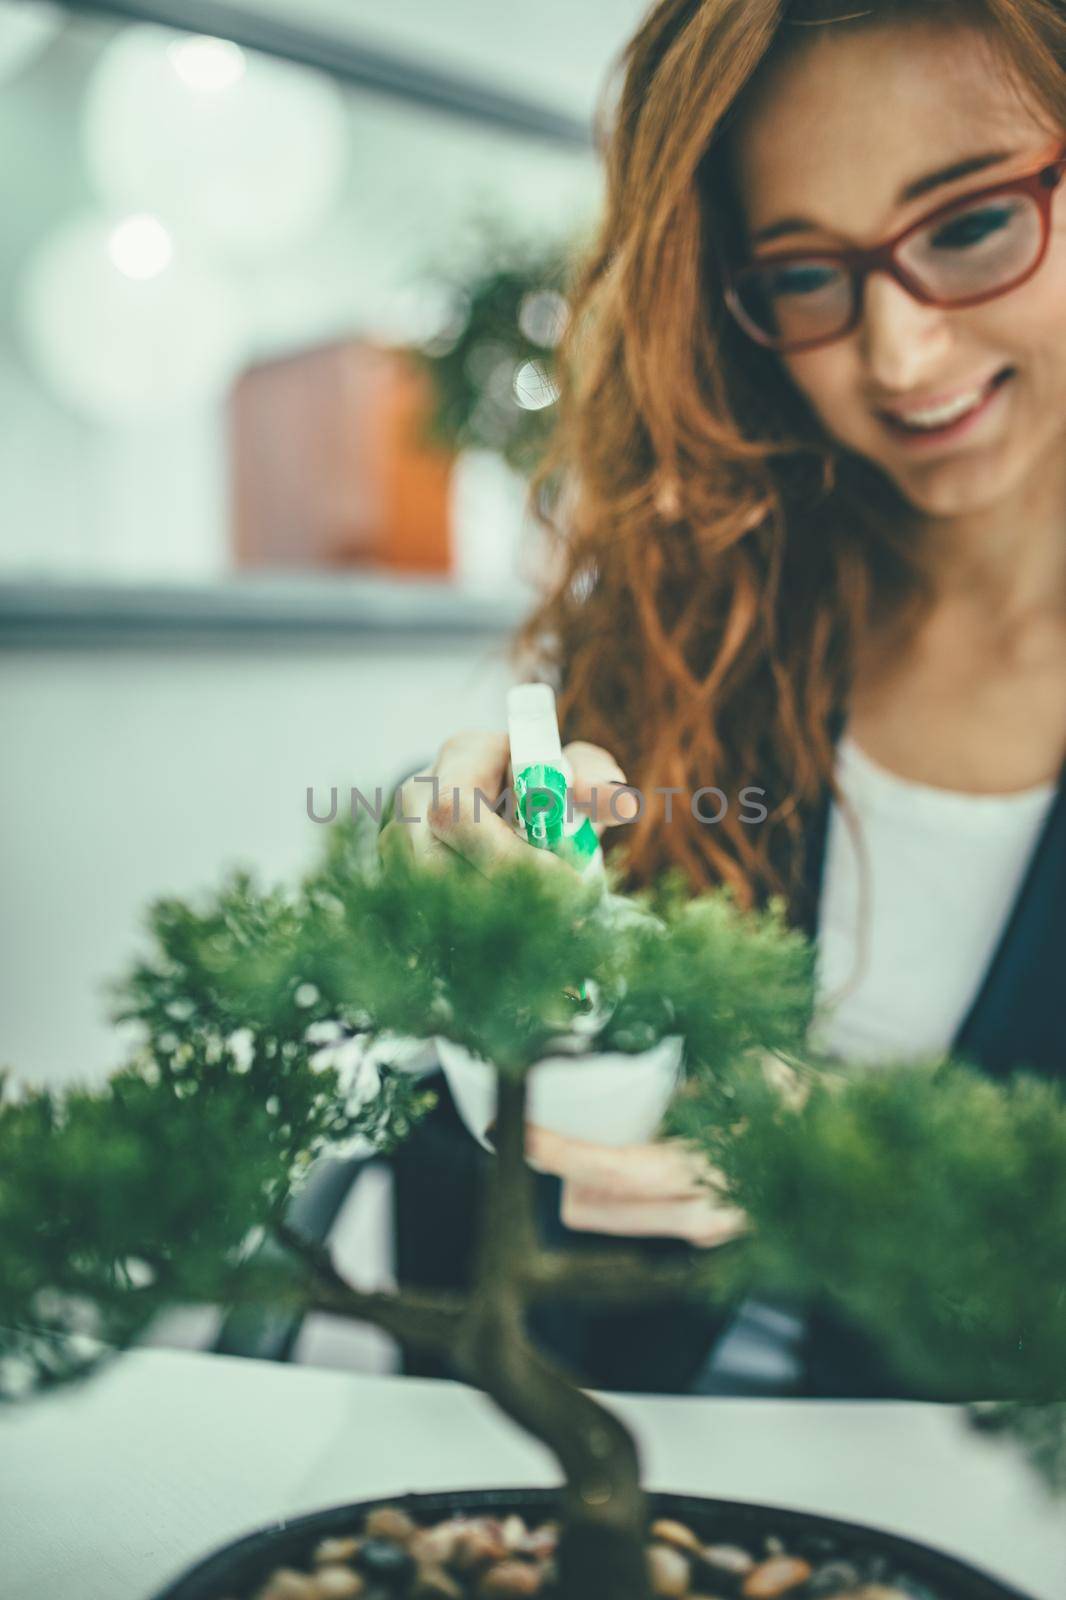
<box><xmin>877</xmin><ymin>367</ymin><xmax>1014</xmax><ymax>448</ymax></box>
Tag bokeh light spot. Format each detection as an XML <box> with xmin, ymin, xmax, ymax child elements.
<box><xmin>107</xmin><ymin>214</ymin><xmax>173</xmax><ymax>280</ymax></box>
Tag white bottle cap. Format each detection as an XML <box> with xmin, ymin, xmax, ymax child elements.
<box><xmin>507</xmin><ymin>683</ymin><xmax>563</xmax><ymax>774</ymax></box>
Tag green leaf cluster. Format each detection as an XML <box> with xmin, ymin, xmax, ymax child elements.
<box><xmin>0</xmin><ymin>815</ymin><xmax>809</xmax><ymax>1397</ymax></box>
<box><xmin>606</xmin><ymin>872</ymin><xmax>816</xmax><ymax>1063</ymax></box>
<box><xmin>0</xmin><ymin>1063</ymin><xmax>285</xmax><ymax>1395</ymax></box>
<box><xmin>307</xmin><ymin>822</ymin><xmax>814</xmax><ymax>1078</ymax></box>
<box><xmin>673</xmin><ymin>1056</ymin><xmax>1066</xmax><ymax>1402</ymax></box>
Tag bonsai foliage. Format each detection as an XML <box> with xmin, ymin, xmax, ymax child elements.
<box><xmin>0</xmin><ymin>816</ymin><xmax>812</xmax><ymax>1399</ymax></box>
<box><xmin>670</xmin><ymin>1057</ymin><xmax>1066</xmax><ymax>1405</ymax></box>
<box><xmin>0</xmin><ymin>810</ymin><xmax>1064</xmax><ymax>1594</ymax></box>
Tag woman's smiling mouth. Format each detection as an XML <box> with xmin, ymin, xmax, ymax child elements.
<box><xmin>877</xmin><ymin>366</ymin><xmax>1015</xmax><ymax>447</ymax></box>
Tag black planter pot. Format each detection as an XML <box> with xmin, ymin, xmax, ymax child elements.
<box><xmin>151</xmin><ymin>1487</ymin><xmax>1035</xmax><ymax>1600</ymax></box>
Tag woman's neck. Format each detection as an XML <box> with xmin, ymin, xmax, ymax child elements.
<box><xmin>849</xmin><ymin>452</ymin><xmax>1066</xmax><ymax>793</ymax></box>
<box><xmin>916</xmin><ymin>449</ymin><xmax>1066</xmax><ymax>636</ymax></box>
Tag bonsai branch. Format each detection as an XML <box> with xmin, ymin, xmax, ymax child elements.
<box><xmin>271</xmin><ymin>1218</ymin><xmax>464</xmax><ymax>1353</ymax></box>
<box><xmin>523</xmin><ymin>1240</ymin><xmax>749</xmax><ymax>1304</ymax></box>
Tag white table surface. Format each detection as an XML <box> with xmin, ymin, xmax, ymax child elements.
<box><xmin>1</xmin><ymin>1348</ymin><xmax>1064</xmax><ymax>1600</ymax></box>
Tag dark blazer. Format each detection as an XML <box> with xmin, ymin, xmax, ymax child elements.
<box><xmin>390</xmin><ymin>737</ymin><xmax>1066</xmax><ymax>1397</ymax></box>
<box><xmin>793</xmin><ymin>729</ymin><xmax>1066</xmax><ymax>1396</ymax></box>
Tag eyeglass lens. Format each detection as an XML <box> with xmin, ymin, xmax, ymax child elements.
<box><xmin>736</xmin><ymin>187</ymin><xmax>1044</xmax><ymax>348</ymax></box>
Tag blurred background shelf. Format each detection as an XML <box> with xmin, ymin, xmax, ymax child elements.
<box><xmin>63</xmin><ymin>0</ymin><xmax>594</xmax><ymax>145</ymax></box>
<box><xmin>0</xmin><ymin>575</ymin><xmax>532</xmax><ymax>646</ymax></box>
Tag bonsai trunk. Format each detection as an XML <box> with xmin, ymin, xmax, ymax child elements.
<box><xmin>453</xmin><ymin>1071</ymin><xmax>651</xmax><ymax>1600</ymax></box>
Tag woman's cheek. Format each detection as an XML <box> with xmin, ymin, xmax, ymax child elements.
<box><xmin>975</xmin><ymin>242</ymin><xmax>1066</xmax><ymax>385</ymax></box>
<box><xmin>1029</xmin><ymin>280</ymin><xmax>1066</xmax><ymax>399</ymax></box>
<box><xmin>783</xmin><ymin>353</ymin><xmax>860</xmax><ymax>452</ymax></box>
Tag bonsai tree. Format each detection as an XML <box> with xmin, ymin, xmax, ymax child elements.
<box><xmin>1</xmin><ymin>815</ymin><xmax>1064</xmax><ymax>1600</ymax></box>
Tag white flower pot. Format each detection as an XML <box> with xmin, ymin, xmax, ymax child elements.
<box><xmin>435</xmin><ymin>1033</ymin><xmax>684</xmax><ymax>1152</ymax></box>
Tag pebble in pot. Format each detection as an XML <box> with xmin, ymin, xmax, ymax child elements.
<box><xmin>314</xmin><ymin>1540</ymin><xmax>362</xmax><ymax>1567</ymax></box>
<box><xmin>366</xmin><ymin>1511</ymin><xmax>419</xmax><ymax>1546</ymax></box>
<box><xmin>742</xmin><ymin>1556</ymin><xmax>812</xmax><ymax>1598</ymax></box>
<box><xmin>698</xmin><ymin>1544</ymin><xmax>756</xmax><ymax>1593</ymax></box>
<box><xmin>410</xmin><ymin>1522</ymin><xmax>464</xmax><ymax>1569</ymax></box>
<box><xmin>648</xmin><ymin>1541</ymin><xmax>692</xmax><ymax>1597</ymax></box>
<box><xmin>650</xmin><ymin>1521</ymin><xmax>704</xmax><ymax>1558</ymax></box>
<box><xmin>805</xmin><ymin>1563</ymin><xmax>862</xmax><ymax>1598</ymax></box>
<box><xmin>315</xmin><ymin>1568</ymin><xmax>367</xmax><ymax>1598</ymax></box>
<box><xmin>412</xmin><ymin>1567</ymin><xmax>463</xmax><ymax>1598</ymax></box>
<box><xmin>256</xmin><ymin>1572</ymin><xmax>321</xmax><ymax>1600</ymax></box>
<box><xmin>476</xmin><ymin>1559</ymin><xmax>544</xmax><ymax>1596</ymax></box>
<box><xmin>451</xmin><ymin>1521</ymin><xmax>511</xmax><ymax>1572</ymax></box>
<box><xmin>357</xmin><ymin>1540</ymin><xmax>416</xmax><ymax>1586</ymax></box>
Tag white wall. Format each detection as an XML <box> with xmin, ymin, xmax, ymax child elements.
<box><xmin>0</xmin><ymin>635</ymin><xmax>519</xmax><ymax>1088</ymax></box>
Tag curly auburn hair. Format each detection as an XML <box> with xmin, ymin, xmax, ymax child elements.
<box><xmin>511</xmin><ymin>0</ymin><xmax>1066</xmax><ymax>917</ymax></box>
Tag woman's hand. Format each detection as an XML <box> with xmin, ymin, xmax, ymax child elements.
<box><xmin>524</xmin><ymin>1126</ymin><xmax>749</xmax><ymax>1248</ymax></box>
<box><xmin>379</xmin><ymin>728</ymin><xmax>639</xmax><ymax>876</ymax></box>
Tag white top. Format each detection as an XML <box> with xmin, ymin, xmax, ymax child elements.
<box><xmin>811</xmin><ymin>733</ymin><xmax>1058</xmax><ymax>1066</ymax></box>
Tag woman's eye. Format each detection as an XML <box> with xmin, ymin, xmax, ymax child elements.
<box><xmin>929</xmin><ymin>203</ymin><xmax>1014</xmax><ymax>251</ymax></box>
<box><xmin>763</xmin><ymin>264</ymin><xmax>838</xmax><ymax>299</ymax></box>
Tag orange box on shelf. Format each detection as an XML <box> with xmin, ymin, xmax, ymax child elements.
<box><xmin>230</xmin><ymin>339</ymin><xmax>454</xmax><ymax>575</ymax></box>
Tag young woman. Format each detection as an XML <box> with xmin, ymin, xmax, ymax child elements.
<box><xmin>381</xmin><ymin>0</ymin><xmax>1066</xmax><ymax>1393</ymax></box>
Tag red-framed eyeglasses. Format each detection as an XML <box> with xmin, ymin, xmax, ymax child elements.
<box><xmin>723</xmin><ymin>140</ymin><xmax>1066</xmax><ymax>353</ymax></box>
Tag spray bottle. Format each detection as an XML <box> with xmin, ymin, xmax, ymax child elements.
<box><xmin>506</xmin><ymin>683</ymin><xmax>605</xmax><ymax>878</ymax></box>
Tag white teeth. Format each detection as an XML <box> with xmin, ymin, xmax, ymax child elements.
<box><xmin>894</xmin><ymin>386</ymin><xmax>987</xmax><ymax>429</ymax></box>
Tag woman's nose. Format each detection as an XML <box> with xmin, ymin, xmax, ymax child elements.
<box><xmin>858</xmin><ymin>269</ymin><xmax>952</xmax><ymax>392</ymax></box>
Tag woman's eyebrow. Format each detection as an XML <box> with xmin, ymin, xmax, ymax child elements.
<box><xmin>750</xmin><ymin>148</ymin><xmax>1015</xmax><ymax>246</ymax></box>
<box><xmin>899</xmin><ymin>147</ymin><xmax>1015</xmax><ymax>203</ymax></box>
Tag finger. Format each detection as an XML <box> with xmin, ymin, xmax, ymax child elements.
<box><xmin>429</xmin><ymin>731</ymin><xmax>570</xmax><ymax>876</ymax></box>
<box><xmin>563</xmin><ymin>741</ymin><xmax>641</xmax><ymax>834</ymax></box>
<box><xmin>686</xmin><ymin>1205</ymin><xmax>750</xmax><ymax>1250</ymax></box>
<box><xmin>561</xmin><ymin>1185</ymin><xmax>749</xmax><ymax>1247</ymax></box>
<box><xmin>381</xmin><ymin>776</ymin><xmax>468</xmax><ymax>874</ymax></box>
<box><xmin>525</xmin><ymin>1127</ymin><xmax>720</xmax><ymax>1200</ymax></box>
<box><xmin>404</xmin><ymin>829</ymin><xmax>461</xmax><ymax>874</ymax></box>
